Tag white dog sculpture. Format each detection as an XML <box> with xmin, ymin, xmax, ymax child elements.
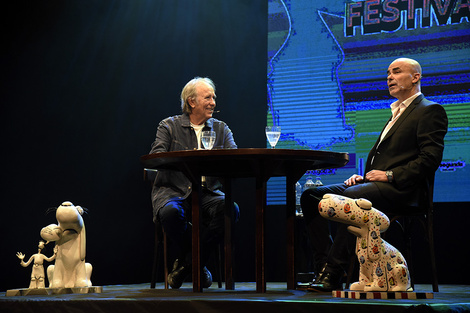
<box><xmin>318</xmin><ymin>194</ymin><xmax>411</xmax><ymax>292</ymax></box>
<box><xmin>40</xmin><ymin>201</ymin><xmax>92</xmax><ymax>288</ymax></box>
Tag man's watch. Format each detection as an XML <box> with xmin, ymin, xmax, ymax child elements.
<box><xmin>385</xmin><ymin>170</ymin><xmax>394</xmax><ymax>183</ymax></box>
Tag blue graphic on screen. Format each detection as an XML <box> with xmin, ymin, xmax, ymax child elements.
<box><xmin>267</xmin><ymin>0</ymin><xmax>470</xmax><ymax>204</ymax></box>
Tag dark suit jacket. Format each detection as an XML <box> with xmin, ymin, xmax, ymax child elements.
<box><xmin>365</xmin><ymin>94</ymin><xmax>448</xmax><ymax>205</ymax></box>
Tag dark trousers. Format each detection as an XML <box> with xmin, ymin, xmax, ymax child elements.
<box><xmin>157</xmin><ymin>190</ymin><xmax>239</xmax><ymax>267</ymax></box>
<box><xmin>300</xmin><ymin>182</ymin><xmax>396</xmax><ymax>275</ymax></box>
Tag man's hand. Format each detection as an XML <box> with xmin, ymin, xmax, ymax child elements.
<box><xmin>344</xmin><ymin>174</ymin><xmax>364</xmax><ymax>186</ymax></box>
<box><xmin>364</xmin><ymin>170</ymin><xmax>388</xmax><ymax>182</ymax></box>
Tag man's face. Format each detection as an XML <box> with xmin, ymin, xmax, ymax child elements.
<box><xmin>189</xmin><ymin>83</ymin><xmax>216</xmax><ymax>124</ymax></box>
<box><xmin>387</xmin><ymin>60</ymin><xmax>419</xmax><ymax>101</ymax></box>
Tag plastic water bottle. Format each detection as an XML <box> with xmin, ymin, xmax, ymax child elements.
<box><xmin>315</xmin><ymin>176</ymin><xmax>323</xmax><ymax>187</ymax></box>
<box><xmin>295</xmin><ymin>181</ymin><xmax>302</xmax><ymax>215</ymax></box>
<box><xmin>303</xmin><ymin>176</ymin><xmax>315</xmax><ymax>192</ymax></box>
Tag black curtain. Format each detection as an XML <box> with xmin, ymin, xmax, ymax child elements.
<box><xmin>1</xmin><ymin>0</ymin><xmax>267</xmax><ymax>290</ymax></box>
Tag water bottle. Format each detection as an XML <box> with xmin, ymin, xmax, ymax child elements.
<box><xmin>315</xmin><ymin>176</ymin><xmax>323</xmax><ymax>187</ymax></box>
<box><xmin>303</xmin><ymin>176</ymin><xmax>315</xmax><ymax>192</ymax></box>
<box><xmin>295</xmin><ymin>181</ymin><xmax>302</xmax><ymax>215</ymax></box>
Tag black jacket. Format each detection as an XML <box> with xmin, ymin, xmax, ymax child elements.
<box><xmin>365</xmin><ymin>94</ymin><xmax>448</xmax><ymax>205</ymax></box>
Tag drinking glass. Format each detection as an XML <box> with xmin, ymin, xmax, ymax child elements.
<box><xmin>265</xmin><ymin>126</ymin><xmax>281</xmax><ymax>149</ymax></box>
<box><xmin>201</xmin><ymin>131</ymin><xmax>216</xmax><ymax>150</ymax></box>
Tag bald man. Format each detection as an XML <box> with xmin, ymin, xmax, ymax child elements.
<box><xmin>300</xmin><ymin>58</ymin><xmax>448</xmax><ymax>291</ymax></box>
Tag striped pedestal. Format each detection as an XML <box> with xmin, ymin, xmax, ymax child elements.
<box><xmin>332</xmin><ymin>290</ymin><xmax>434</xmax><ymax>299</ymax></box>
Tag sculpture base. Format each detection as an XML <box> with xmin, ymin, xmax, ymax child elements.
<box><xmin>332</xmin><ymin>290</ymin><xmax>434</xmax><ymax>299</ymax></box>
<box><xmin>5</xmin><ymin>286</ymin><xmax>103</xmax><ymax>297</ymax></box>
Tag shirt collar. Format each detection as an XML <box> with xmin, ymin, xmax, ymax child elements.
<box><xmin>181</xmin><ymin>112</ymin><xmax>214</xmax><ymax>128</ymax></box>
<box><xmin>390</xmin><ymin>92</ymin><xmax>422</xmax><ymax>112</ymax></box>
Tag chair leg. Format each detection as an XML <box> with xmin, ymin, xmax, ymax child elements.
<box><xmin>150</xmin><ymin>221</ymin><xmax>169</xmax><ymax>289</ymax></box>
<box><xmin>150</xmin><ymin>223</ymin><xmax>161</xmax><ymax>289</ymax></box>
<box><xmin>406</xmin><ymin>212</ymin><xmax>439</xmax><ymax>292</ymax></box>
<box><xmin>390</xmin><ymin>214</ymin><xmax>439</xmax><ymax>292</ymax></box>
<box><xmin>403</xmin><ymin>217</ymin><xmax>415</xmax><ymax>290</ymax></box>
<box><xmin>217</xmin><ymin>243</ymin><xmax>223</xmax><ymax>288</ymax></box>
<box><xmin>163</xmin><ymin>230</ymin><xmax>169</xmax><ymax>289</ymax></box>
<box><xmin>426</xmin><ymin>210</ymin><xmax>439</xmax><ymax>292</ymax></box>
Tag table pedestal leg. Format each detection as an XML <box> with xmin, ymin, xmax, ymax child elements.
<box><xmin>224</xmin><ymin>178</ymin><xmax>234</xmax><ymax>290</ymax></box>
<box><xmin>255</xmin><ymin>178</ymin><xmax>266</xmax><ymax>293</ymax></box>
<box><xmin>286</xmin><ymin>175</ymin><xmax>296</xmax><ymax>290</ymax></box>
<box><xmin>192</xmin><ymin>188</ymin><xmax>202</xmax><ymax>292</ymax></box>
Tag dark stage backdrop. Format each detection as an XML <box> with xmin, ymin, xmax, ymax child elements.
<box><xmin>0</xmin><ymin>0</ymin><xmax>267</xmax><ymax>291</ymax></box>
<box><xmin>2</xmin><ymin>0</ymin><xmax>469</xmax><ymax>293</ymax></box>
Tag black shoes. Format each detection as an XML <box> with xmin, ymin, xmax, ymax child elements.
<box><xmin>309</xmin><ymin>271</ymin><xmax>343</xmax><ymax>292</ymax></box>
<box><xmin>312</xmin><ymin>264</ymin><xmax>327</xmax><ymax>284</ymax></box>
<box><xmin>168</xmin><ymin>259</ymin><xmax>213</xmax><ymax>289</ymax></box>
<box><xmin>202</xmin><ymin>266</ymin><xmax>213</xmax><ymax>288</ymax></box>
<box><xmin>168</xmin><ymin>259</ymin><xmax>191</xmax><ymax>289</ymax></box>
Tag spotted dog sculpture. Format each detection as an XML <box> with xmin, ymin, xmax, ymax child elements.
<box><xmin>318</xmin><ymin>194</ymin><xmax>411</xmax><ymax>292</ymax></box>
<box><xmin>40</xmin><ymin>201</ymin><xmax>92</xmax><ymax>288</ymax></box>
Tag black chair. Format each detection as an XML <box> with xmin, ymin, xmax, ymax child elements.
<box><xmin>387</xmin><ymin>177</ymin><xmax>439</xmax><ymax>292</ymax></box>
<box><xmin>144</xmin><ymin>168</ymin><xmax>223</xmax><ymax>289</ymax></box>
<box><xmin>346</xmin><ymin>176</ymin><xmax>439</xmax><ymax>292</ymax></box>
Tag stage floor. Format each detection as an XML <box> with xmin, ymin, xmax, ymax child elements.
<box><xmin>1</xmin><ymin>283</ymin><xmax>469</xmax><ymax>313</ymax></box>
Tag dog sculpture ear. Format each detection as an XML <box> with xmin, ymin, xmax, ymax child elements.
<box><xmin>355</xmin><ymin>198</ymin><xmax>372</xmax><ymax>210</ymax></box>
<box><xmin>74</xmin><ymin>205</ymin><xmax>86</xmax><ymax>261</ymax></box>
<box><xmin>80</xmin><ymin>223</ymin><xmax>86</xmax><ymax>261</ymax></box>
<box><xmin>367</xmin><ymin>209</ymin><xmax>382</xmax><ymax>261</ymax></box>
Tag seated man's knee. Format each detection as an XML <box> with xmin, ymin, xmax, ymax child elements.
<box><xmin>233</xmin><ymin>202</ymin><xmax>240</xmax><ymax>223</ymax></box>
<box><xmin>208</xmin><ymin>198</ymin><xmax>239</xmax><ymax>223</ymax></box>
<box><xmin>158</xmin><ymin>201</ymin><xmax>185</xmax><ymax>227</ymax></box>
<box><xmin>301</xmin><ymin>188</ymin><xmax>322</xmax><ymax>220</ymax></box>
<box><xmin>221</xmin><ymin>200</ymin><xmax>240</xmax><ymax>223</ymax></box>
<box><xmin>342</xmin><ymin>183</ymin><xmax>378</xmax><ymax>200</ymax></box>
<box><xmin>301</xmin><ymin>188</ymin><xmax>320</xmax><ymax>207</ymax></box>
<box><xmin>342</xmin><ymin>188</ymin><xmax>357</xmax><ymax>199</ymax></box>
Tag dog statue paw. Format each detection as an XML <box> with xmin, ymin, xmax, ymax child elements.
<box><xmin>318</xmin><ymin>194</ymin><xmax>412</xmax><ymax>292</ymax></box>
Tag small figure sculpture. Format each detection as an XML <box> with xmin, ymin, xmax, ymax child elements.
<box><xmin>40</xmin><ymin>201</ymin><xmax>93</xmax><ymax>288</ymax></box>
<box><xmin>318</xmin><ymin>193</ymin><xmax>412</xmax><ymax>292</ymax></box>
<box><xmin>16</xmin><ymin>241</ymin><xmax>57</xmax><ymax>289</ymax></box>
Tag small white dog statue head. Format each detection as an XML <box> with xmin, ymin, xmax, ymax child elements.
<box><xmin>40</xmin><ymin>201</ymin><xmax>86</xmax><ymax>261</ymax></box>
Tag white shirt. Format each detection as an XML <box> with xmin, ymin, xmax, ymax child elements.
<box><xmin>379</xmin><ymin>92</ymin><xmax>422</xmax><ymax>143</ymax></box>
<box><xmin>191</xmin><ymin>122</ymin><xmax>204</xmax><ymax>150</ymax></box>
<box><xmin>190</xmin><ymin>122</ymin><xmax>206</xmax><ymax>184</ymax></box>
